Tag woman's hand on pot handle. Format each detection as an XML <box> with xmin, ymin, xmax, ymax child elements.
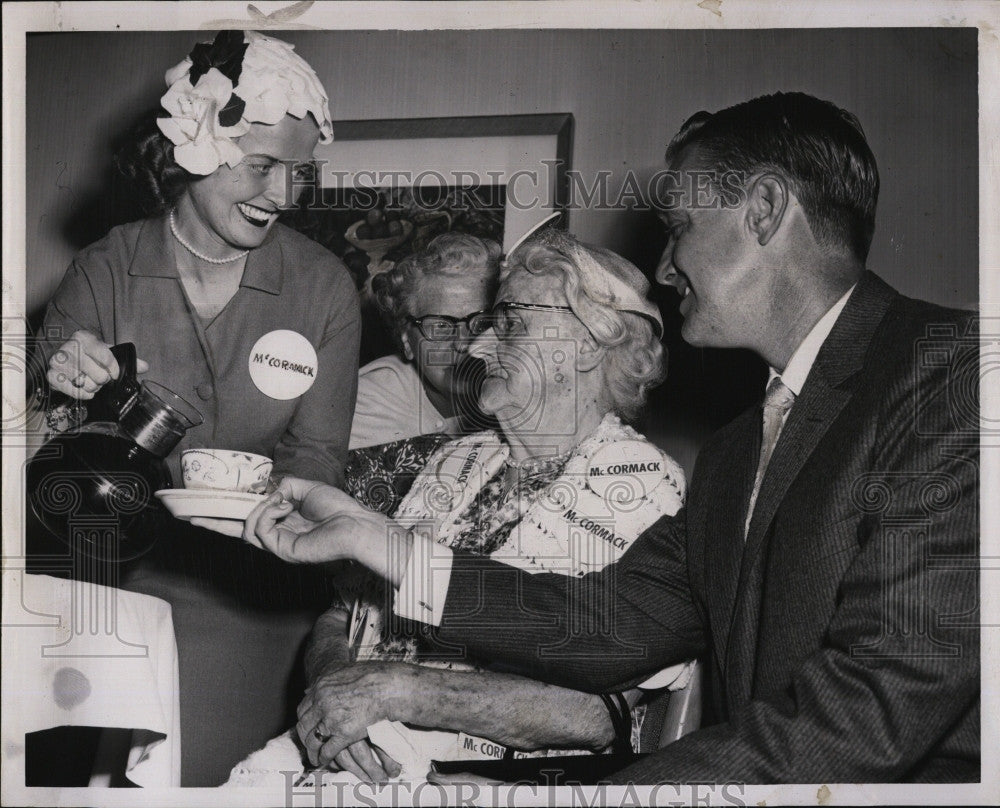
<box><xmin>47</xmin><ymin>330</ymin><xmax>149</xmax><ymax>399</ymax></box>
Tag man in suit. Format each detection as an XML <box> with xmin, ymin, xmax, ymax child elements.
<box><xmin>221</xmin><ymin>92</ymin><xmax>980</xmax><ymax>782</ymax></box>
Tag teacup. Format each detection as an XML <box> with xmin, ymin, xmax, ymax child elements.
<box><xmin>181</xmin><ymin>449</ymin><xmax>272</xmax><ymax>494</ymax></box>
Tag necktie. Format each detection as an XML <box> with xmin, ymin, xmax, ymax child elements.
<box><xmin>745</xmin><ymin>377</ymin><xmax>796</xmax><ymax>537</ymax></box>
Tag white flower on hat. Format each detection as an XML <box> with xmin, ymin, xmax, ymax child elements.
<box><xmin>157</xmin><ymin>66</ymin><xmax>248</xmax><ymax>174</ymax></box>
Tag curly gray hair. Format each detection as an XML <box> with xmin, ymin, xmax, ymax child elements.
<box><xmin>503</xmin><ymin>230</ymin><xmax>666</xmax><ymax>421</ymax></box>
<box><xmin>371</xmin><ymin>232</ymin><xmax>502</xmax><ymax>353</ymax></box>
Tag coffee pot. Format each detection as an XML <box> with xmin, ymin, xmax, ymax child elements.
<box><xmin>26</xmin><ymin>343</ymin><xmax>202</xmax><ymax>562</ymax></box>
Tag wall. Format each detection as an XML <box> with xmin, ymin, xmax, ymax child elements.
<box><xmin>23</xmin><ymin>28</ymin><xmax>979</xmax><ymax>469</ymax></box>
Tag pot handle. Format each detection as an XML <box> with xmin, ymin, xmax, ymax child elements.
<box><xmin>102</xmin><ymin>342</ymin><xmax>141</xmax><ymax>418</ymax></box>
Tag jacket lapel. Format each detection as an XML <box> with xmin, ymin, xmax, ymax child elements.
<box><xmin>704</xmin><ymin>407</ymin><xmax>760</xmax><ymax>674</ymax></box>
<box><xmin>723</xmin><ymin>271</ymin><xmax>897</xmax><ymax>710</ymax></box>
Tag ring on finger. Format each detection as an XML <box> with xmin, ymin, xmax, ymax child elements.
<box><xmin>71</xmin><ymin>372</ymin><xmax>88</xmax><ymax>388</ymax></box>
<box><xmin>314</xmin><ymin>727</ymin><xmax>332</xmax><ymax>743</ymax></box>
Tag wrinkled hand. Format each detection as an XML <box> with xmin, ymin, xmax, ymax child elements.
<box><xmin>328</xmin><ymin>739</ymin><xmax>401</xmax><ymax>784</ymax></box>
<box><xmin>297</xmin><ymin>662</ymin><xmax>407</xmax><ymax>769</ymax></box>
<box><xmin>46</xmin><ymin>330</ymin><xmax>149</xmax><ymax>399</ymax></box>
<box><xmin>192</xmin><ymin>476</ymin><xmax>390</xmax><ymax>564</ymax></box>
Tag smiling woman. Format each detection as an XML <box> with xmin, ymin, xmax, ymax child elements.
<box><xmin>31</xmin><ymin>30</ymin><xmax>362</xmax><ymax>785</ymax></box>
<box><xmin>178</xmin><ymin>115</ymin><xmax>321</xmax><ymax>260</ymax></box>
<box><xmin>38</xmin><ymin>28</ymin><xmax>358</xmax><ymax>487</ymax></box>
<box><xmin>349</xmin><ymin>232</ymin><xmax>501</xmax><ymax>449</ymax></box>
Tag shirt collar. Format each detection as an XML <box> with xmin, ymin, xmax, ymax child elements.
<box><xmin>768</xmin><ymin>284</ymin><xmax>856</xmax><ymax>395</ymax></box>
<box><xmin>128</xmin><ymin>215</ymin><xmax>178</xmax><ymax>278</ymax></box>
<box><xmin>128</xmin><ymin>213</ymin><xmax>284</xmax><ymax>294</ymax></box>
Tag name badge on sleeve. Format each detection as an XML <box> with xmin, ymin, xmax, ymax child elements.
<box><xmin>248</xmin><ymin>330</ymin><xmax>318</xmax><ymax>400</ymax></box>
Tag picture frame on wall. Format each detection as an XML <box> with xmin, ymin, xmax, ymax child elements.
<box><xmin>281</xmin><ymin>112</ymin><xmax>574</xmax><ymax>361</ymax></box>
<box><xmin>315</xmin><ymin>113</ymin><xmax>574</xmax><ymax>252</ymax></box>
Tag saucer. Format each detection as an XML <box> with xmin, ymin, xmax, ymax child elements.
<box><xmin>155</xmin><ymin>489</ymin><xmax>265</xmax><ymax>522</ymax></box>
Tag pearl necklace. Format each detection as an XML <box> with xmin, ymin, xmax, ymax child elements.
<box><xmin>169</xmin><ymin>210</ymin><xmax>250</xmax><ymax>264</ymax></box>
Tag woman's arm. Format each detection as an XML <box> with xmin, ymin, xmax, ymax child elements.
<box><xmin>397</xmin><ymin>665</ymin><xmax>620</xmax><ymax>752</ymax></box>
<box><xmin>301</xmin><ymin>605</ymin><xmax>408</xmax><ymax>782</ymax></box>
<box><xmin>303</xmin><ymin>605</ymin><xmax>352</xmax><ymax>685</ymax></box>
<box><xmin>40</xmin><ymin>258</ymin><xmax>128</xmax><ymax>399</ymax></box>
<box><xmin>297</xmin><ymin>661</ymin><xmax>624</xmax><ymax>768</ymax></box>
<box><xmin>39</xmin><ymin>241</ymin><xmax>153</xmax><ymax>398</ymax></box>
<box><xmin>40</xmin><ymin>259</ymin><xmax>106</xmax><ymax>360</ymax></box>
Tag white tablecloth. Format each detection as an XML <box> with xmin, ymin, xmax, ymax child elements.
<box><xmin>1</xmin><ymin>571</ymin><xmax>181</xmax><ymax>787</ymax></box>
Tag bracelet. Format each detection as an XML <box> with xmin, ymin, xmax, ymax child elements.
<box><xmin>599</xmin><ymin>692</ymin><xmax>633</xmax><ymax>754</ymax></box>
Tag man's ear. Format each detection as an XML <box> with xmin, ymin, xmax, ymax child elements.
<box><xmin>575</xmin><ymin>335</ymin><xmax>607</xmax><ymax>372</ymax></box>
<box><xmin>745</xmin><ymin>173</ymin><xmax>789</xmax><ymax>246</ymax></box>
<box><xmin>401</xmin><ymin>331</ymin><xmax>415</xmax><ymax>362</ymax></box>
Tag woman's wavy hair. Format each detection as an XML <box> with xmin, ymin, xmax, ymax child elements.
<box><xmin>503</xmin><ymin>231</ymin><xmax>666</xmax><ymax>422</ymax></box>
<box><xmin>370</xmin><ymin>232</ymin><xmax>502</xmax><ymax>353</ymax></box>
<box><xmin>114</xmin><ymin>110</ymin><xmax>194</xmax><ymax>215</ymax></box>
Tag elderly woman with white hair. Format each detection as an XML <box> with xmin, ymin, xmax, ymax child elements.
<box><xmin>200</xmin><ymin>230</ymin><xmax>694</xmax><ymax>785</ymax></box>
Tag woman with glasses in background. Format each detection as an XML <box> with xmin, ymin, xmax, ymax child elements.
<box><xmin>207</xmin><ymin>230</ymin><xmax>697</xmax><ymax>786</ymax></box>
<box><xmin>349</xmin><ymin>232</ymin><xmax>501</xmax><ymax>449</ymax></box>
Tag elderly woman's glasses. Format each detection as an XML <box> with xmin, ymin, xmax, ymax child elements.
<box><xmin>407</xmin><ymin>311</ymin><xmax>490</xmax><ymax>341</ymax></box>
<box><xmin>467</xmin><ymin>302</ymin><xmax>575</xmax><ymax>339</ymax></box>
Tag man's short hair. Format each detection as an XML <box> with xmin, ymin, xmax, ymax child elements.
<box><xmin>666</xmin><ymin>92</ymin><xmax>880</xmax><ymax>261</ymax></box>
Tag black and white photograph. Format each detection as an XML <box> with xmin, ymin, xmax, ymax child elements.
<box><xmin>1</xmin><ymin>2</ymin><xmax>996</xmax><ymax>806</ymax></box>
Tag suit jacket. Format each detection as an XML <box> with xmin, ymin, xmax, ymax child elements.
<box><xmin>429</xmin><ymin>272</ymin><xmax>979</xmax><ymax>783</ymax></box>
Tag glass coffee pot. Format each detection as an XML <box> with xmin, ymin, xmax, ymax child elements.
<box><xmin>27</xmin><ymin>343</ymin><xmax>202</xmax><ymax>562</ymax></box>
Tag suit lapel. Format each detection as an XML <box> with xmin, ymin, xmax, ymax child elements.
<box><xmin>723</xmin><ymin>271</ymin><xmax>897</xmax><ymax>710</ymax></box>
<box><xmin>704</xmin><ymin>407</ymin><xmax>760</xmax><ymax>674</ymax></box>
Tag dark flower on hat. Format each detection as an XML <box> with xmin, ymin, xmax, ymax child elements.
<box><xmin>190</xmin><ymin>31</ymin><xmax>250</xmax><ymax>126</ymax></box>
<box><xmin>188</xmin><ymin>30</ymin><xmax>248</xmax><ymax>86</ymax></box>
<box><xmin>188</xmin><ymin>30</ymin><xmax>248</xmax><ymax>127</ymax></box>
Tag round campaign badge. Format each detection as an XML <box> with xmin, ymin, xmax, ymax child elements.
<box><xmin>586</xmin><ymin>440</ymin><xmax>667</xmax><ymax>505</ymax></box>
<box><xmin>248</xmin><ymin>330</ymin><xmax>318</xmax><ymax>400</ymax></box>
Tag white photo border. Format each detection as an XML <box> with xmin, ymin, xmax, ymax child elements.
<box><xmin>2</xmin><ymin>3</ymin><xmax>997</xmax><ymax>807</ymax></box>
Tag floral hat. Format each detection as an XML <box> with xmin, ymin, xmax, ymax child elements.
<box><xmin>157</xmin><ymin>30</ymin><xmax>333</xmax><ymax>175</ymax></box>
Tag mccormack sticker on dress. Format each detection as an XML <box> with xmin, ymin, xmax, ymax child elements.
<box><xmin>586</xmin><ymin>440</ymin><xmax>667</xmax><ymax>503</ymax></box>
<box><xmin>248</xmin><ymin>330</ymin><xmax>318</xmax><ymax>400</ymax></box>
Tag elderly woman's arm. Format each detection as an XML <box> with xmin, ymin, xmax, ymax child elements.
<box><xmin>399</xmin><ymin>665</ymin><xmax>622</xmax><ymax>751</ymax></box>
<box><xmin>303</xmin><ymin>606</ymin><xmax>352</xmax><ymax>684</ymax></box>
<box><xmin>297</xmin><ymin>661</ymin><xmax>623</xmax><ymax>768</ymax></box>
<box><xmin>300</xmin><ymin>606</ymin><xmax>407</xmax><ymax>782</ymax></box>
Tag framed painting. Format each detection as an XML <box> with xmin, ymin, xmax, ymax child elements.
<box><xmin>317</xmin><ymin>113</ymin><xmax>573</xmax><ymax>248</ymax></box>
<box><xmin>282</xmin><ymin>113</ymin><xmax>574</xmax><ymax>361</ymax></box>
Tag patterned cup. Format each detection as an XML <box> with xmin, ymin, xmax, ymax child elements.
<box><xmin>181</xmin><ymin>449</ymin><xmax>272</xmax><ymax>493</ymax></box>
